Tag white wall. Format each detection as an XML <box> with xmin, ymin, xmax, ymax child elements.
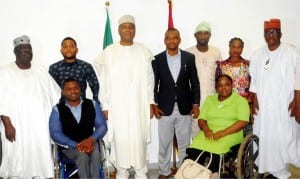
<box><xmin>1</xmin><ymin>0</ymin><xmax>299</xmax><ymax>164</ymax></box>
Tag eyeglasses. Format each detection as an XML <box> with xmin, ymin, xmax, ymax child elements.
<box><xmin>264</xmin><ymin>29</ymin><xmax>281</xmax><ymax>36</ymax></box>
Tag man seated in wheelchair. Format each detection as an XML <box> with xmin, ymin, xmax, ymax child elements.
<box><xmin>185</xmin><ymin>74</ymin><xmax>250</xmax><ymax>176</ymax></box>
<box><xmin>49</xmin><ymin>77</ymin><xmax>107</xmax><ymax>178</ymax></box>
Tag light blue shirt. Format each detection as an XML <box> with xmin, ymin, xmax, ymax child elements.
<box><xmin>65</xmin><ymin>100</ymin><xmax>83</xmax><ymax>123</ymax></box>
<box><xmin>49</xmin><ymin>99</ymin><xmax>107</xmax><ymax>149</ymax></box>
<box><xmin>166</xmin><ymin>50</ymin><xmax>181</xmax><ymax>82</ymax></box>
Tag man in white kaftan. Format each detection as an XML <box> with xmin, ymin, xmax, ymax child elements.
<box><xmin>250</xmin><ymin>19</ymin><xmax>300</xmax><ymax>179</ymax></box>
<box><xmin>0</xmin><ymin>35</ymin><xmax>60</xmax><ymax>178</ymax></box>
<box><xmin>94</xmin><ymin>15</ymin><xmax>154</xmax><ymax>179</ymax></box>
<box><xmin>186</xmin><ymin>21</ymin><xmax>222</xmax><ymax>138</ymax></box>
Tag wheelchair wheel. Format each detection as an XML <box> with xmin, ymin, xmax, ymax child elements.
<box><xmin>51</xmin><ymin>144</ymin><xmax>60</xmax><ymax>179</ymax></box>
<box><xmin>99</xmin><ymin>139</ymin><xmax>116</xmax><ymax>179</ymax></box>
<box><xmin>236</xmin><ymin>134</ymin><xmax>259</xmax><ymax>179</ymax></box>
<box><xmin>99</xmin><ymin>139</ymin><xmax>110</xmax><ymax>179</ymax></box>
<box><xmin>0</xmin><ymin>133</ymin><xmax>2</xmax><ymax>165</ymax></box>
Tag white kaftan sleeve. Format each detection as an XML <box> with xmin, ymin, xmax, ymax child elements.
<box><xmin>94</xmin><ymin>52</ymin><xmax>109</xmax><ymax>110</ymax></box>
<box><xmin>249</xmin><ymin>54</ymin><xmax>257</xmax><ymax>93</ymax></box>
<box><xmin>216</xmin><ymin>49</ymin><xmax>223</xmax><ymax>61</ymax></box>
<box><xmin>0</xmin><ymin>86</ymin><xmax>9</xmax><ymax>116</ymax></box>
<box><xmin>295</xmin><ymin>53</ymin><xmax>300</xmax><ymax>90</ymax></box>
<box><xmin>48</xmin><ymin>76</ymin><xmax>61</xmax><ymax>106</ymax></box>
<box><xmin>147</xmin><ymin>56</ymin><xmax>155</xmax><ymax>105</ymax></box>
<box><xmin>0</xmin><ymin>65</ymin><xmax>12</xmax><ymax>117</ymax></box>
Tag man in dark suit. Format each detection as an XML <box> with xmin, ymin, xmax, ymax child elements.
<box><xmin>152</xmin><ymin>28</ymin><xmax>200</xmax><ymax>179</ymax></box>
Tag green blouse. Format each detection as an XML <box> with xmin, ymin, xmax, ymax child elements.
<box><xmin>189</xmin><ymin>92</ymin><xmax>250</xmax><ymax>154</ymax></box>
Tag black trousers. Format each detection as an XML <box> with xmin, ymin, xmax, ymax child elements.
<box><xmin>185</xmin><ymin>144</ymin><xmax>240</xmax><ymax>173</ymax></box>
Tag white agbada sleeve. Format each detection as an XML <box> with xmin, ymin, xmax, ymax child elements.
<box><xmin>146</xmin><ymin>54</ymin><xmax>155</xmax><ymax>105</ymax></box>
<box><xmin>295</xmin><ymin>54</ymin><xmax>300</xmax><ymax>90</ymax></box>
<box><xmin>144</xmin><ymin>50</ymin><xmax>155</xmax><ymax>143</ymax></box>
<box><xmin>0</xmin><ymin>65</ymin><xmax>11</xmax><ymax>117</ymax></box>
<box><xmin>36</xmin><ymin>63</ymin><xmax>61</xmax><ymax>107</ymax></box>
<box><xmin>249</xmin><ymin>53</ymin><xmax>258</xmax><ymax>93</ymax></box>
<box><xmin>48</xmin><ymin>73</ymin><xmax>61</xmax><ymax>105</ymax></box>
<box><xmin>0</xmin><ymin>87</ymin><xmax>8</xmax><ymax>116</ymax></box>
<box><xmin>216</xmin><ymin>48</ymin><xmax>223</xmax><ymax>61</ymax></box>
<box><xmin>94</xmin><ymin>47</ymin><xmax>113</xmax><ymax>145</ymax></box>
<box><xmin>94</xmin><ymin>51</ymin><xmax>109</xmax><ymax>110</ymax></box>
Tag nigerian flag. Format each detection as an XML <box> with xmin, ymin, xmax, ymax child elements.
<box><xmin>103</xmin><ymin>8</ymin><xmax>113</xmax><ymax>49</ymax></box>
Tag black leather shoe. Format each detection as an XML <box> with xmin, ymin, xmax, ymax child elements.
<box><xmin>158</xmin><ymin>174</ymin><xmax>170</xmax><ymax>179</ymax></box>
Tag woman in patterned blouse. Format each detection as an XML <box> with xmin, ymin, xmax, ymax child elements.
<box><xmin>215</xmin><ymin>37</ymin><xmax>251</xmax><ymax>102</ymax></box>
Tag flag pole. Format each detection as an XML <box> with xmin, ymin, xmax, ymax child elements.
<box><xmin>103</xmin><ymin>1</ymin><xmax>113</xmax><ymax>49</ymax></box>
<box><xmin>168</xmin><ymin>0</ymin><xmax>174</xmax><ymax>29</ymax></box>
<box><xmin>103</xmin><ymin>4</ymin><xmax>114</xmax><ymax>178</ymax></box>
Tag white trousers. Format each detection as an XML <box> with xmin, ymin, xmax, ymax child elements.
<box><xmin>158</xmin><ymin>103</ymin><xmax>192</xmax><ymax>176</ymax></box>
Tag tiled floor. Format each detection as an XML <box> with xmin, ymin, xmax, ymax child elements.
<box><xmin>107</xmin><ymin>165</ymin><xmax>164</xmax><ymax>179</ymax></box>
<box><xmin>107</xmin><ymin>167</ymin><xmax>162</xmax><ymax>179</ymax></box>
<box><xmin>107</xmin><ymin>164</ymin><xmax>300</xmax><ymax>179</ymax></box>
<box><xmin>289</xmin><ymin>165</ymin><xmax>300</xmax><ymax>179</ymax></box>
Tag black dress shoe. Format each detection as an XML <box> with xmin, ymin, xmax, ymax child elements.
<box><xmin>264</xmin><ymin>173</ymin><xmax>278</xmax><ymax>179</ymax></box>
<box><xmin>158</xmin><ymin>174</ymin><xmax>170</xmax><ymax>179</ymax></box>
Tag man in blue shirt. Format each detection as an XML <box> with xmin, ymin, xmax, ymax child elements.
<box><xmin>49</xmin><ymin>77</ymin><xmax>107</xmax><ymax>178</ymax></box>
<box><xmin>49</xmin><ymin>37</ymin><xmax>100</xmax><ymax>103</ymax></box>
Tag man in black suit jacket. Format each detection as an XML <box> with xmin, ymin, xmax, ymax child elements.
<box><xmin>152</xmin><ymin>28</ymin><xmax>200</xmax><ymax>179</ymax></box>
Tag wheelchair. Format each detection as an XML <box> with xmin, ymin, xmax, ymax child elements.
<box><xmin>53</xmin><ymin>139</ymin><xmax>113</xmax><ymax>179</ymax></box>
<box><xmin>184</xmin><ymin>133</ymin><xmax>259</xmax><ymax>179</ymax></box>
<box><xmin>236</xmin><ymin>134</ymin><xmax>259</xmax><ymax>179</ymax></box>
<box><xmin>219</xmin><ymin>134</ymin><xmax>260</xmax><ymax>179</ymax></box>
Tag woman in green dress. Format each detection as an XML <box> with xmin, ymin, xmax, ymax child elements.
<box><xmin>186</xmin><ymin>74</ymin><xmax>250</xmax><ymax>173</ymax></box>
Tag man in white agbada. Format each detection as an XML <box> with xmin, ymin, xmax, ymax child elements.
<box><xmin>186</xmin><ymin>21</ymin><xmax>222</xmax><ymax>138</ymax></box>
<box><xmin>94</xmin><ymin>15</ymin><xmax>154</xmax><ymax>179</ymax></box>
<box><xmin>250</xmin><ymin>19</ymin><xmax>300</xmax><ymax>179</ymax></box>
<box><xmin>0</xmin><ymin>35</ymin><xmax>60</xmax><ymax>178</ymax></box>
